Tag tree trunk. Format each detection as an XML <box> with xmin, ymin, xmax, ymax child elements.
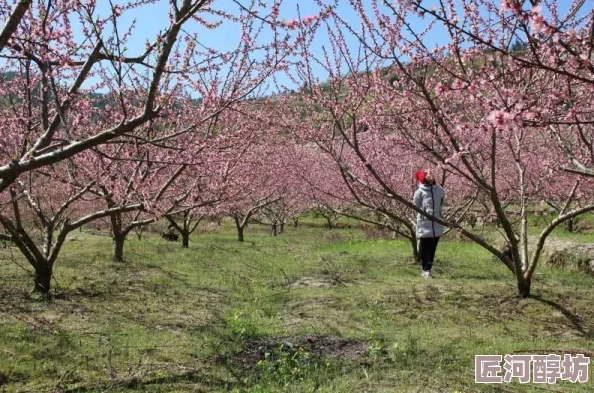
<box><xmin>325</xmin><ymin>216</ymin><xmax>333</xmax><ymax>229</ymax></box>
<box><xmin>516</xmin><ymin>276</ymin><xmax>531</xmax><ymax>298</ymax></box>
<box><xmin>112</xmin><ymin>235</ymin><xmax>125</xmax><ymax>262</ymax></box>
<box><xmin>182</xmin><ymin>231</ymin><xmax>189</xmax><ymax>248</ymax></box>
<box><xmin>234</xmin><ymin>216</ymin><xmax>245</xmax><ymax>242</ymax></box>
<box><xmin>270</xmin><ymin>223</ymin><xmax>277</xmax><ymax>236</ymax></box>
<box><xmin>110</xmin><ymin>212</ymin><xmax>127</xmax><ymax>262</ymax></box>
<box><xmin>293</xmin><ymin>217</ymin><xmax>299</xmax><ymax>227</ymax></box>
<box><xmin>34</xmin><ymin>264</ymin><xmax>52</xmax><ymax>294</ymax></box>
<box><xmin>280</xmin><ymin>223</ymin><xmax>284</xmax><ymax>233</ymax></box>
<box><xmin>500</xmin><ymin>242</ymin><xmax>531</xmax><ymax>297</ymax></box>
<box><xmin>567</xmin><ymin>217</ymin><xmax>574</xmax><ymax>232</ymax></box>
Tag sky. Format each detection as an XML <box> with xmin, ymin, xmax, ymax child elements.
<box><xmin>77</xmin><ymin>1</ymin><xmax>371</xmax><ymax>92</ymax></box>
<box><xmin>69</xmin><ymin>0</ymin><xmax>453</xmax><ymax>94</ymax></box>
<box><xmin>6</xmin><ymin>0</ymin><xmax>588</xmax><ymax>96</ymax></box>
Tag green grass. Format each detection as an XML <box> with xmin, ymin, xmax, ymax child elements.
<box><xmin>0</xmin><ymin>219</ymin><xmax>593</xmax><ymax>392</ymax></box>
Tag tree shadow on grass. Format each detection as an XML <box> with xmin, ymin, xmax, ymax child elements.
<box><xmin>62</xmin><ymin>369</ymin><xmax>242</xmax><ymax>393</ymax></box>
<box><xmin>531</xmin><ymin>295</ymin><xmax>593</xmax><ymax>339</ymax></box>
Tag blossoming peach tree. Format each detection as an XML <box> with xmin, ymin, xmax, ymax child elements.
<box><xmin>0</xmin><ymin>0</ymin><xmax>311</xmax><ymax>293</ymax></box>
<box><xmin>288</xmin><ymin>0</ymin><xmax>594</xmax><ymax>297</ymax></box>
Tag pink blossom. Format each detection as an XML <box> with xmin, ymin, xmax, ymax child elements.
<box><xmin>530</xmin><ymin>12</ymin><xmax>546</xmax><ymax>34</ymax></box>
<box><xmin>487</xmin><ymin>109</ymin><xmax>515</xmax><ymax>129</ymax></box>
<box><xmin>527</xmin><ymin>5</ymin><xmax>550</xmax><ymax>35</ymax></box>
<box><xmin>271</xmin><ymin>5</ymin><xmax>280</xmax><ymax>19</ymax></box>
<box><xmin>303</xmin><ymin>15</ymin><xmax>318</xmax><ymax>25</ymax></box>
<box><xmin>452</xmin><ymin>80</ymin><xmax>466</xmax><ymax>90</ymax></box>
<box><xmin>501</xmin><ymin>0</ymin><xmax>521</xmax><ymax>14</ymax></box>
<box><xmin>285</xmin><ymin>19</ymin><xmax>300</xmax><ymax>30</ymax></box>
<box><xmin>435</xmin><ymin>82</ymin><xmax>448</xmax><ymax>96</ymax></box>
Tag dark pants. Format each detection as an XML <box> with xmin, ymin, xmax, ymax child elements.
<box><xmin>419</xmin><ymin>237</ymin><xmax>440</xmax><ymax>271</ymax></box>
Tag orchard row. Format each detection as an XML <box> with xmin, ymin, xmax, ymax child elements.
<box><xmin>0</xmin><ymin>0</ymin><xmax>593</xmax><ymax>297</ymax></box>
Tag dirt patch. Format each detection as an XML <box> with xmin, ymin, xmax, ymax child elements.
<box><xmin>225</xmin><ymin>334</ymin><xmax>370</xmax><ymax>368</ymax></box>
<box><xmin>574</xmin><ymin>219</ymin><xmax>594</xmax><ymax>233</ymax></box>
<box><xmin>326</xmin><ymin>232</ymin><xmax>344</xmax><ymax>243</ymax></box>
<box><xmin>533</xmin><ymin>237</ymin><xmax>594</xmax><ymax>274</ymax></box>
<box><xmin>287</xmin><ymin>276</ymin><xmax>351</xmax><ymax>288</ymax></box>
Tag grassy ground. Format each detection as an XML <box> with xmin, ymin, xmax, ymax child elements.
<box><xmin>0</xmin><ymin>218</ymin><xmax>593</xmax><ymax>392</ymax></box>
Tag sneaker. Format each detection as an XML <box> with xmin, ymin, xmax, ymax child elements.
<box><xmin>421</xmin><ymin>271</ymin><xmax>431</xmax><ymax>279</ymax></box>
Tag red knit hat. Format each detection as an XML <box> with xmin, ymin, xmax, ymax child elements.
<box><xmin>414</xmin><ymin>171</ymin><xmax>426</xmax><ymax>184</ymax></box>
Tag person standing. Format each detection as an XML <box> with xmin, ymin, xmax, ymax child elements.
<box><xmin>413</xmin><ymin>171</ymin><xmax>445</xmax><ymax>278</ymax></box>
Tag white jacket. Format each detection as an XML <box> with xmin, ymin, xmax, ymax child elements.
<box><xmin>413</xmin><ymin>183</ymin><xmax>445</xmax><ymax>238</ymax></box>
